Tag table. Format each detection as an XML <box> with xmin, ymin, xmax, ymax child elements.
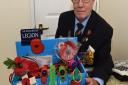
<box><xmin>107</xmin><ymin>76</ymin><xmax>128</xmax><ymax>85</ymax></box>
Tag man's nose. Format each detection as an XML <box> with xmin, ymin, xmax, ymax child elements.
<box><xmin>78</xmin><ymin>0</ymin><xmax>84</xmax><ymax>7</ymax></box>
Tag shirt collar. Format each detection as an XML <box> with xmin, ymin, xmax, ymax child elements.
<box><xmin>75</xmin><ymin>15</ymin><xmax>90</xmax><ymax>33</ymax></box>
<box><xmin>75</xmin><ymin>15</ymin><xmax>90</xmax><ymax>27</ymax></box>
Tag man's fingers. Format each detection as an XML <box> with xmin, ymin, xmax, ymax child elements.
<box><xmin>86</xmin><ymin>78</ymin><xmax>99</xmax><ymax>85</ymax></box>
<box><xmin>86</xmin><ymin>78</ymin><xmax>93</xmax><ymax>85</ymax></box>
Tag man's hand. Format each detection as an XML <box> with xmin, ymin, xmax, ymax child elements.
<box><xmin>86</xmin><ymin>78</ymin><xmax>99</xmax><ymax>85</ymax></box>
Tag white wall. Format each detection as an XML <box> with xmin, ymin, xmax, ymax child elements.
<box><xmin>99</xmin><ymin>0</ymin><xmax>128</xmax><ymax>61</ymax></box>
<box><xmin>0</xmin><ymin>0</ymin><xmax>32</xmax><ymax>84</ymax></box>
<box><xmin>0</xmin><ymin>0</ymin><xmax>128</xmax><ymax>85</ymax></box>
<box><xmin>33</xmin><ymin>0</ymin><xmax>73</xmax><ymax>36</ymax></box>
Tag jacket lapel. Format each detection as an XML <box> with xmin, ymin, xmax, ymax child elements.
<box><xmin>80</xmin><ymin>11</ymin><xmax>95</xmax><ymax>43</ymax></box>
<box><xmin>70</xmin><ymin>11</ymin><xmax>75</xmax><ymax>37</ymax></box>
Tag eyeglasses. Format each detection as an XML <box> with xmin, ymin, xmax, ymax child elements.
<box><xmin>72</xmin><ymin>0</ymin><xmax>90</xmax><ymax>3</ymax></box>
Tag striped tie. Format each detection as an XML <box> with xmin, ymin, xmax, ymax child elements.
<box><xmin>75</xmin><ymin>23</ymin><xmax>84</xmax><ymax>41</ymax></box>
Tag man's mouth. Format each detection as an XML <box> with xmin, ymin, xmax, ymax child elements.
<box><xmin>77</xmin><ymin>10</ymin><xmax>85</xmax><ymax>12</ymax></box>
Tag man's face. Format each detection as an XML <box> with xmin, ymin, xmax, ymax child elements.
<box><xmin>72</xmin><ymin>0</ymin><xmax>95</xmax><ymax>22</ymax></box>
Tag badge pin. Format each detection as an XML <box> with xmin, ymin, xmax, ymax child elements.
<box><xmin>87</xmin><ymin>30</ymin><xmax>92</xmax><ymax>36</ymax></box>
<box><xmin>86</xmin><ymin>38</ymin><xmax>88</xmax><ymax>42</ymax></box>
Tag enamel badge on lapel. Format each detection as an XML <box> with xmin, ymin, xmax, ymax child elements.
<box><xmin>86</xmin><ymin>29</ymin><xmax>92</xmax><ymax>42</ymax></box>
<box><xmin>87</xmin><ymin>29</ymin><xmax>92</xmax><ymax>36</ymax></box>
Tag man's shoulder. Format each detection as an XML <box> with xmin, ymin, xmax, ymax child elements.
<box><xmin>59</xmin><ymin>10</ymin><xmax>75</xmax><ymax>23</ymax></box>
<box><xmin>91</xmin><ymin>11</ymin><xmax>113</xmax><ymax>32</ymax></box>
<box><xmin>60</xmin><ymin>10</ymin><xmax>74</xmax><ymax>17</ymax></box>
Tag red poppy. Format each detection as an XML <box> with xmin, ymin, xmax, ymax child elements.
<box><xmin>14</xmin><ymin>57</ymin><xmax>39</xmax><ymax>77</ymax></box>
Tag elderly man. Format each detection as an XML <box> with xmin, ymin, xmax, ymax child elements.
<box><xmin>55</xmin><ymin>0</ymin><xmax>114</xmax><ymax>85</ymax></box>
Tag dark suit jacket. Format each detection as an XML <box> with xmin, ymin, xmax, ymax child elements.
<box><xmin>55</xmin><ymin>10</ymin><xmax>114</xmax><ymax>84</ymax></box>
